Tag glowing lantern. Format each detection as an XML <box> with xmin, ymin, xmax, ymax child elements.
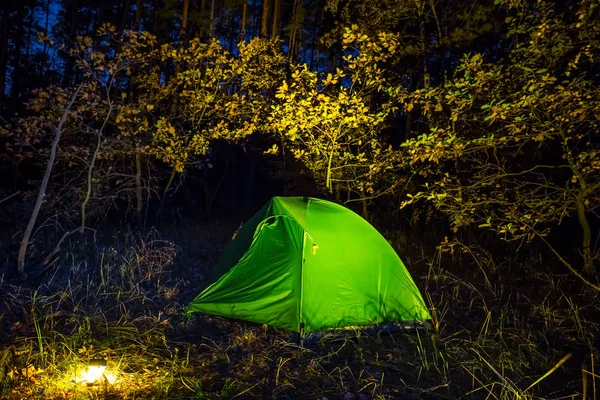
<box><xmin>77</xmin><ymin>359</ymin><xmax>106</xmax><ymax>385</ymax></box>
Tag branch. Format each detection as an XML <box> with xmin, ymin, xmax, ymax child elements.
<box><xmin>0</xmin><ymin>191</ymin><xmax>20</xmax><ymax>205</ymax></box>
<box><xmin>80</xmin><ymin>101</ymin><xmax>114</xmax><ymax>233</ymax></box>
<box><xmin>532</xmin><ymin>229</ymin><xmax>600</xmax><ymax>292</ymax></box>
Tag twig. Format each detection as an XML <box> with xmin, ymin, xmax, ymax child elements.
<box><xmin>532</xmin><ymin>229</ymin><xmax>600</xmax><ymax>292</ymax></box>
<box><xmin>0</xmin><ymin>191</ymin><xmax>20</xmax><ymax>205</ymax></box>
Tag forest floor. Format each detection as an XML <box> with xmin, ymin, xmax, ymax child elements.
<box><xmin>0</xmin><ymin>222</ymin><xmax>598</xmax><ymax>400</ymax></box>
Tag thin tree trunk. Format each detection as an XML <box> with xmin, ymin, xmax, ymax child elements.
<box><xmin>0</xmin><ymin>191</ymin><xmax>20</xmax><ymax>205</ymax></box>
<box><xmin>404</xmin><ymin>70</ymin><xmax>414</xmax><ymax>139</ymax></box>
<box><xmin>253</xmin><ymin>0</ymin><xmax>260</xmax><ymax>38</ymax></box>
<box><xmin>17</xmin><ymin>83</ymin><xmax>83</xmax><ymax>278</ymax></box>
<box><xmin>170</xmin><ymin>0</ymin><xmax>190</xmax><ymax>115</ymax></box>
<box><xmin>563</xmin><ymin>135</ymin><xmax>596</xmax><ymax>276</ymax></box>
<box><xmin>26</xmin><ymin>6</ymin><xmax>33</xmax><ymax>63</ymax></box>
<box><xmin>182</xmin><ymin>0</ymin><xmax>190</xmax><ymax>36</ymax></box>
<box><xmin>309</xmin><ymin>8</ymin><xmax>321</xmax><ymax>70</ymax></box>
<box><xmin>218</xmin><ymin>0</ymin><xmax>223</xmax><ymax>36</ymax></box>
<box><xmin>157</xmin><ymin>167</ymin><xmax>177</xmax><ymax>219</ymax></box>
<box><xmin>428</xmin><ymin>0</ymin><xmax>446</xmax><ymax>82</ymax></box>
<box><xmin>136</xmin><ymin>0</ymin><xmax>143</xmax><ymax>26</ymax></box>
<box><xmin>536</xmin><ymin>232</ymin><xmax>600</xmax><ymax>292</ymax></box>
<box><xmin>118</xmin><ymin>0</ymin><xmax>131</xmax><ymax>31</ymax></box>
<box><xmin>0</xmin><ymin>7</ymin><xmax>10</xmax><ymax>102</ymax></box>
<box><xmin>135</xmin><ymin>148</ymin><xmax>144</xmax><ymax>229</ymax></box>
<box><xmin>210</xmin><ymin>0</ymin><xmax>215</xmax><ymax>37</ymax></box>
<box><xmin>43</xmin><ymin>0</ymin><xmax>50</xmax><ymax>55</ymax></box>
<box><xmin>153</xmin><ymin>2</ymin><xmax>159</xmax><ymax>34</ymax></box>
<box><xmin>271</xmin><ymin>0</ymin><xmax>280</xmax><ymax>37</ymax></box>
<box><xmin>62</xmin><ymin>0</ymin><xmax>79</xmax><ymax>87</ymax></box>
<box><xmin>240</xmin><ymin>1</ymin><xmax>247</xmax><ymax>40</ymax></box>
<box><xmin>261</xmin><ymin>0</ymin><xmax>269</xmax><ymax>37</ymax></box>
<box><xmin>417</xmin><ymin>0</ymin><xmax>429</xmax><ymax>89</ymax></box>
<box><xmin>576</xmin><ymin>194</ymin><xmax>594</xmax><ymax>276</ymax></box>
<box><xmin>288</xmin><ymin>0</ymin><xmax>300</xmax><ymax>60</ymax></box>
<box><xmin>229</xmin><ymin>11</ymin><xmax>235</xmax><ymax>53</ymax></box>
<box><xmin>80</xmin><ymin>100</ymin><xmax>113</xmax><ymax>233</ymax></box>
<box><xmin>199</xmin><ymin>0</ymin><xmax>206</xmax><ymax>39</ymax></box>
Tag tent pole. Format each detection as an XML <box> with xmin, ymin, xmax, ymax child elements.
<box><xmin>298</xmin><ymin>322</ymin><xmax>305</xmax><ymax>346</ymax></box>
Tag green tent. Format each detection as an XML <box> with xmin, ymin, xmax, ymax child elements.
<box><xmin>187</xmin><ymin>196</ymin><xmax>430</xmax><ymax>334</ymax></box>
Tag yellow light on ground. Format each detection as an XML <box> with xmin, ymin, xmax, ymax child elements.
<box><xmin>75</xmin><ymin>359</ymin><xmax>117</xmax><ymax>385</ymax></box>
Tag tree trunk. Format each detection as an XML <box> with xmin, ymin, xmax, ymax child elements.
<box><xmin>217</xmin><ymin>0</ymin><xmax>223</xmax><ymax>36</ymax></box>
<box><xmin>17</xmin><ymin>83</ymin><xmax>83</xmax><ymax>278</ymax></box>
<box><xmin>81</xmin><ymin>99</ymin><xmax>113</xmax><ymax>233</ymax></box>
<box><xmin>563</xmin><ymin>136</ymin><xmax>596</xmax><ymax>276</ymax></box>
<box><xmin>153</xmin><ymin>0</ymin><xmax>159</xmax><ymax>34</ymax></box>
<box><xmin>288</xmin><ymin>0</ymin><xmax>300</xmax><ymax>60</ymax></box>
<box><xmin>271</xmin><ymin>0</ymin><xmax>280</xmax><ymax>37</ymax></box>
<box><xmin>43</xmin><ymin>0</ymin><xmax>50</xmax><ymax>55</ymax></box>
<box><xmin>182</xmin><ymin>0</ymin><xmax>190</xmax><ymax>36</ymax></box>
<box><xmin>261</xmin><ymin>0</ymin><xmax>269</xmax><ymax>37</ymax></box>
<box><xmin>0</xmin><ymin>7</ymin><xmax>9</xmax><ymax>102</ymax></box>
<box><xmin>118</xmin><ymin>0</ymin><xmax>131</xmax><ymax>31</ymax></box>
<box><xmin>253</xmin><ymin>0</ymin><xmax>260</xmax><ymax>38</ymax></box>
<box><xmin>199</xmin><ymin>0</ymin><xmax>206</xmax><ymax>39</ymax></box>
<box><xmin>170</xmin><ymin>0</ymin><xmax>190</xmax><ymax>115</ymax></box>
<box><xmin>405</xmin><ymin>107</ymin><xmax>412</xmax><ymax>139</ymax></box>
<box><xmin>136</xmin><ymin>0</ymin><xmax>143</xmax><ymax>26</ymax></box>
<box><xmin>62</xmin><ymin>0</ymin><xmax>79</xmax><ymax>87</ymax></box>
<box><xmin>210</xmin><ymin>0</ymin><xmax>215</xmax><ymax>37</ymax></box>
<box><xmin>25</xmin><ymin>6</ymin><xmax>34</xmax><ymax>65</ymax></box>
<box><xmin>135</xmin><ymin>148</ymin><xmax>144</xmax><ymax>229</ymax></box>
<box><xmin>576</xmin><ymin>194</ymin><xmax>594</xmax><ymax>276</ymax></box>
<box><xmin>308</xmin><ymin>8</ymin><xmax>321</xmax><ymax>70</ymax></box>
<box><xmin>11</xmin><ymin>4</ymin><xmax>26</xmax><ymax>104</ymax></box>
<box><xmin>428</xmin><ymin>0</ymin><xmax>446</xmax><ymax>82</ymax></box>
<box><xmin>240</xmin><ymin>1</ymin><xmax>247</xmax><ymax>40</ymax></box>
<box><xmin>417</xmin><ymin>0</ymin><xmax>429</xmax><ymax>89</ymax></box>
<box><xmin>157</xmin><ymin>167</ymin><xmax>177</xmax><ymax>219</ymax></box>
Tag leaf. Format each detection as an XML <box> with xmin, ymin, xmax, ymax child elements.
<box><xmin>264</xmin><ymin>144</ymin><xmax>279</xmax><ymax>155</ymax></box>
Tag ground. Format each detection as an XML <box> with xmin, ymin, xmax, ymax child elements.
<box><xmin>0</xmin><ymin>222</ymin><xmax>598</xmax><ymax>399</ymax></box>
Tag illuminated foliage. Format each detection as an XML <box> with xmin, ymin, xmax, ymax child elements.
<box><xmin>399</xmin><ymin>0</ymin><xmax>600</xmax><ymax>280</ymax></box>
<box><xmin>269</xmin><ymin>27</ymin><xmax>404</xmax><ymax>200</ymax></box>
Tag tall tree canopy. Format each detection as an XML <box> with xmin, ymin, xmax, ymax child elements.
<box><xmin>0</xmin><ymin>0</ymin><xmax>598</xmax><ymax>286</ymax></box>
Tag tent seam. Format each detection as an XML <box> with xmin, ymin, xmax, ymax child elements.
<box><xmin>298</xmin><ymin>199</ymin><xmax>308</xmax><ymax>333</ymax></box>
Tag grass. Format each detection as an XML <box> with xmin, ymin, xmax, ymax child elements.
<box><xmin>0</xmin><ymin>223</ymin><xmax>598</xmax><ymax>399</ymax></box>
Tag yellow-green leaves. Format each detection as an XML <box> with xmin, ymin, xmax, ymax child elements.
<box><xmin>399</xmin><ymin>0</ymin><xmax>600</xmax><ymax>250</ymax></box>
<box><xmin>267</xmin><ymin>28</ymin><xmax>402</xmax><ymax>198</ymax></box>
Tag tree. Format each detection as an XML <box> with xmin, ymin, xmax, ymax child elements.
<box><xmin>16</xmin><ymin>83</ymin><xmax>83</xmax><ymax>278</ymax></box>
<box><xmin>399</xmin><ymin>0</ymin><xmax>600</xmax><ymax>288</ymax></box>
<box><xmin>269</xmin><ymin>27</ymin><xmax>404</xmax><ymax>211</ymax></box>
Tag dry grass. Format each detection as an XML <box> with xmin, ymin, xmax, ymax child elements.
<box><xmin>0</xmin><ymin>224</ymin><xmax>598</xmax><ymax>399</ymax></box>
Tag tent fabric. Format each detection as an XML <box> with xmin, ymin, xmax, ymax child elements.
<box><xmin>187</xmin><ymin>196</ymin><xmax>431</xmax><ymax>333</ymax></box>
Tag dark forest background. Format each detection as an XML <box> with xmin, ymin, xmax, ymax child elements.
<box><xmin>1</xmin><ymin>0</ymin><xmax>598</xmax><ymax>285</ymax></box>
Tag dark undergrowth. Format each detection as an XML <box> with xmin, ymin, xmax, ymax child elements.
<box><xmin>0</xmin><ymin>222</ymin><xmax>598</xmax><ymax>399</ymax></box>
